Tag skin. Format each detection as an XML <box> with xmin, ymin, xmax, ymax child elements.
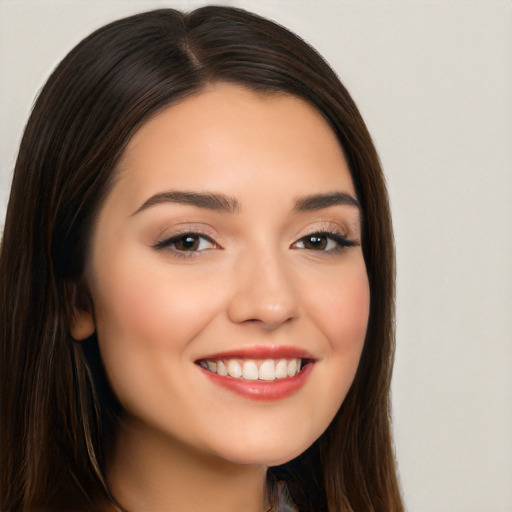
<box><xmin>72</xmin><ymin>82</ymin><xmax>370</xmax><ymax>512</ymax></box>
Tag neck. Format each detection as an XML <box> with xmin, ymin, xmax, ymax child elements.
<box><xmin>105</xmin><ymin>416</ymin><xmax>269</xmax><ymax>512</ymax></box>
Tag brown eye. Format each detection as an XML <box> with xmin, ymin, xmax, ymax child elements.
<box><xmin>302</xmin><ymin>235</ymin><xmax>328</xmax><ymax>250</ymax></box>
<box><xmin>153</xmin><ymin>233</ymin><xmax>217</xmax><ymax>253</ymax></box>
<box><xmin>174</xmin><ymin>235</ymin><xmax>201</xmax><ymax>251</ymax></box>
<box><xmin>292</xmin><ymin>232</ymin><xmax>356</xmax><ymax>253</ymax></box>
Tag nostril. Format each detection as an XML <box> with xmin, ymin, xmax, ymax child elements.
<box><xmin>226</xmin><ymin>260</ymin><xmax>299</xmax><ymax>327</ymax></box>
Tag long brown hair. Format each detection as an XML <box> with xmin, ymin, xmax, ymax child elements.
<box><xmin>0</xmin><ymin>7</ymin><xmax>402</xmax><ymax>511</ymax></box>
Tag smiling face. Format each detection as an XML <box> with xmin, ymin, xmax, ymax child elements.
<box><xmin>72</xmin><ymin>82</ymin><xmax>370</xmax><ymax>467</ymax></box>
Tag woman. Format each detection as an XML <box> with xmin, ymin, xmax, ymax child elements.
<box><xmin>0</xmin><ymin>6</ymin><xmax>403</xmax><ymax>512</ymax></box>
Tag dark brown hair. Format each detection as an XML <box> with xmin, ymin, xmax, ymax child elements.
<box><xmin>0</xmin><ymin>6</ymin><xmax>402</xmax><ymax>512</ymax></box>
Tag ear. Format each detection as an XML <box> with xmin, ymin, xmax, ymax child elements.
<box><xmin>70</xmin><ymin>309</ymin><xmax>95</xmax><ymax>341</ymax></box>
<box><xmin>69</xmin><ymin>280</ymin><xmax>96</xmax><ymax>341</ymax></box>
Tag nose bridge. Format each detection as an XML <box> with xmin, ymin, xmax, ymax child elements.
<box><xmin>227</xmin><ymin>241</ymin><xmax>299</xmax><ymax>328</ymax></box>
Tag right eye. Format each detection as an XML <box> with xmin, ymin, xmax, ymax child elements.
<box><xmin>153</xmin><ymin>232</ymin><xmax>218</xmax><ymax>254</ymax></box>
<box><xmin>291</xmin><ymin>231</ymin><xmax>357</xmax><ymax>254</ymax></box>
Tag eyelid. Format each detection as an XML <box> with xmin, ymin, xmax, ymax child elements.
<box><xmin>291</xmin><ymin>227</ymin><xmax>359</xmax><ymax>253</ymax></box>
<box><xmin>152</xmin><ymin>230</ymin><xmax>221</xmax><ymax>254</ymax></box>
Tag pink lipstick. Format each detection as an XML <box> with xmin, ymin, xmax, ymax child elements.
<box><xmin>195</xmin><ymin>345</ymin><xmax>315</xmax><ymax>401</ymax></box>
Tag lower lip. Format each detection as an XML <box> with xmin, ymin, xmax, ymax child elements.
<box><xmin>199</xmin><ymin>363</ymin><xmax>314</xmax><ymax>401</ymax></box>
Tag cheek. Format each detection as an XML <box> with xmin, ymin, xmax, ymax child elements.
<box><xmin>310</xmin><ymin>260</ymin><xmax>370</xmax><ymax>352</ymax></box>
<box><xmin>92</xmin><ymin>250</ymin><xmax>220</xmax><ymax>343</ymax></box>
<box><xmin>88</xmin><ymin>252</ymin><xmax>224</xmax><ymax>398</ymax></box>
<box><xmin>303</xmin><ymin>260</ymin><xmax>370</xmax><ymax>406</ymax></box>
<box><xmin>329</xmin><ymin>266</ymin><xmax>370</xmax><ymax>388</ymax></box>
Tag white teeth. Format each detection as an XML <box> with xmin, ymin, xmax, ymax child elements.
<box><xmin>259</xmin><ymin>359</ymin><xmax>276</xmax><ymax>381</ymax></box>
<box><xmin>217</xmin><ymin>360</ymin><xmax>227</xmax><ymax>376</ymax></box>
<box><xmin>275</xmin><ymin>359</ymin><xmax>288</xmax><ymax>379</ymax></box>
<box><xmin>242</xmin><ymin>361</ymin><xmax>259</xmax><ymax>380</ymax></box>
<box><xmin>228</xmin><ymin>360</ymin><xmax>242</xmax><ymax>378</ymax></box>
<box><xmin>201</xmin><ymin>357</ymin><xmax>303</xmax><ymax>381</ymax></box>
<box><xmin>287</xmin><ymin>359</ymin><xmax>298</xmax><ymax>377</ymax></box>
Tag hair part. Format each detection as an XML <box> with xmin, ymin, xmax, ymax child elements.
<box><xmin>0</xmin><ymin>7</ymin><xmax>402</xmax><ymax>511</ymax></box>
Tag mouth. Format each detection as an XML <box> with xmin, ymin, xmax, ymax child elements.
<box><xmin>194</xmin><ymin>346</ymin><xmax>316</xmax><ymax>400</ymax></box>
<box><xmin>196</xmin><ymin>357</ymin><xmax>312</xmax><ymax>381</ymax></box>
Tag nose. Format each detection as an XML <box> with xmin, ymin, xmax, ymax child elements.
<box><xmin>227</xmin><ymin>250</ymin><xmax>299</xmax><ymax>329</ymax></box>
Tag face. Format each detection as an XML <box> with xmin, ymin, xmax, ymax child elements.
<box><xmin>73</xmin><ymin>83</ymin><xmax>370</xmax><ymax>467</ymax></box>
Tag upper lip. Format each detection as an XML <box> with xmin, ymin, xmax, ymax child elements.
<box><xmin>195</xmin><ymin>345</ymin><xmax>316</xmax><ymax>362</ymax></box>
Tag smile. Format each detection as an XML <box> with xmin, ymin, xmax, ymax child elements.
<box><xmin>197</xmin><ymin>358</ymin><xmax>305</xmax><ymax>381</ymax></box>
<box><xmin>195</xmin><ymin>346</ymin><xmax>316</xmax><ymax>400</ymax></box>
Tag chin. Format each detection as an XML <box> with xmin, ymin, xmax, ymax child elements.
<box><xmin>212</xmin><ymin>434</ymin><xmax>317</xmax><ymax>468</ymax></box>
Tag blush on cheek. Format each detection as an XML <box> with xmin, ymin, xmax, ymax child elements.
<box><xmin>321</xmin><ymin>277</ymin><xmax>370</xmax><ymax>351</ymax></box>
<box><xmin>96</xmin><ymin>272</ymin><xmax>222</xmax><ymax>355</ymax></box>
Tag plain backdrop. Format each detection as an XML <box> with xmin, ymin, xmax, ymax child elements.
<box><xmin>1</xmin><ymin>1</ymin><xmax>511</xmax><ymax>511</ymax></box>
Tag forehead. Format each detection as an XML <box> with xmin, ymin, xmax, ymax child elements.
<box><xmin>113</xmin><ymin>82</ymin><xmax>355</xmax><ymax>208</ymax></box>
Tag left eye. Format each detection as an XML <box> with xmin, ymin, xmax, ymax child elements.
<box><xmin>292</xmin><ymin>232</ymin><xmax>354</xmax><ymax>252</ymax></box>
<box><xmin>154</xmin><ymin>233</ymin><xmax>216</xmax><ymax>252</ymax></box>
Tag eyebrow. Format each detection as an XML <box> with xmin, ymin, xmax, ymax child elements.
<box><xmin>293</xmin><ymin>192</ymin><xmax>360</xmax><ymax>211</ymax></box>
<box><xmin>132</xmin><ymin>189</ymin><xmax>359</xmax><ymax>216</ymax></box>
<box><xmin>132</xmin><ymin>190</ymin><xmax>240</xmax><ymax>215</ymax></box>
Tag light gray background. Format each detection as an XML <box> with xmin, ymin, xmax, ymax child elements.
<box><xmin>1</xmin><ymin>1</ymin><xmax>511</xmax><ymax>511</ymax></box>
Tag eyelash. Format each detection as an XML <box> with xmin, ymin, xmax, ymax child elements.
<box><xmin>152</xmin><ymin>231</ymin><xmax>218</xmax><ymax>258</ymax></box>
<box><xmin>291</xmin><ymin>231</ymin><xmax>357</xmax><ymax>253</ymax></box>
<box><xmin>152</xmin><ymin>230</ymin><xmax>358</xmax><ymax>258</ymax></box>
